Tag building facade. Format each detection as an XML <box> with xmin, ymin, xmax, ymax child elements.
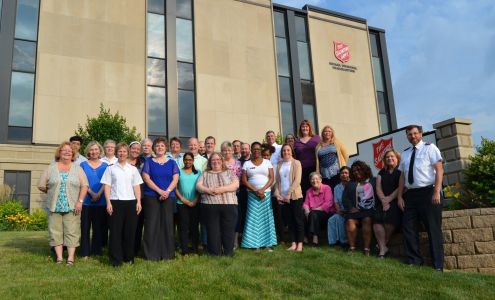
<box><xmin>0</xmin><ymin>0</ymin><xmax>396</xmax><ymax>209</ymax></box>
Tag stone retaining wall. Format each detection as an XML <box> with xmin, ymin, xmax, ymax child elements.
<box><xmin>388</xmin><ymin>207</ymin><xmax>495</xmax><ymax>274</ymax></box>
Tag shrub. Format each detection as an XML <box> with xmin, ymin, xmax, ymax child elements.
<box><xmin>0</xmin><ymin>200</ymin><xmax>27</xmax><ymax>230</ymax></box>
<box><xmin>463</xmin><ymin>138</ymin><xmax>495</xmax><ymax>206</ymax></box>
<box><xmin>75</xmin><ymin>104</ymin><xmax>142</xmax><ymax>153</ymax></box>
<box><xmin>28</xmin><ymin>209</ymin><xmax>48</xmax><ymax>231</ymax></box>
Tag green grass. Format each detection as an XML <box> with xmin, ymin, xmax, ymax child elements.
<box><xmin>0</xmin><ymin>231</ymin><xmax>494</xmax><ymax>299</ymax></box>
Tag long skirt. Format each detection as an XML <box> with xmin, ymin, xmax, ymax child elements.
<box><xmin>327</xmin><ymin>213</ymin><xmax>347</xmax><ymax>245</ymax></box>
<box><xmin>241</xmin><ymin>191</ymin><xmax>277</xmax><ymax>248</ymax></box>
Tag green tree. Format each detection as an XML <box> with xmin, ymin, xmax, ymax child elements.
<box><xmin>75</xmin><ymin>104</ymin><xmax>142</xmax><ymax>153</ymax></box>
<box><xmin>464</xmin><ymin>138</ymin><xmax>495</xmax><ymax>206</ymax></box>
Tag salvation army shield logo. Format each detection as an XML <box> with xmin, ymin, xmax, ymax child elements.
<box><xmin>372</xmin><ymin>138</ymin><xmax>394</xmax><ymax>169</ymax></box>
<box><xmin>334</xmin><ymin>41</ymin><xmax>350</xmax><ymax>63</ymax></box>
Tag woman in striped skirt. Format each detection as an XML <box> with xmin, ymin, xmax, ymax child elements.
<box><xmin>241</xmin><ymin>142</ymin><xmax>277</xmax><ymax>250</ymax></box>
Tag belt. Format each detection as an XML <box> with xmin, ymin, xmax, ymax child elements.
<box><xmin>408</xmin><ymin>185</ymin><xmax>434</xmax><ymax>191</ymax></box>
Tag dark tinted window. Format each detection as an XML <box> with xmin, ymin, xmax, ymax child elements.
<box><xmin>370</xmin><ymin>33</ymin><xmax>379</xmax><ymax>57</ymax></box>
<box><xmin>281</xmin><ymin>101</ymin><xmax>295</xmax><ymax>137</ymax></box>
<box><xmin>147</xmin><ymin>0</ymin><xmax>165</xmax><ymax>14</ymax></box>
<box><xmin>278</xmin><ymin>76</ymin><xmax>292</xmax><ymax>102</ymax></box>
<box><xmin>178</xmin><ymin>90</ymin><xmax>195</xmax><ymax>137</ymax></box>
<box><xmin>274</xmin><ymin>11</ymin><xmax>286</xmax><ymax>38</ymax></box>
<box><xmin>147</xmin><ymin>86</ymin><xmax>167</xmax><ymax>134</ymax></box>
<box><xmin>178</xmin><ymin>62</ymin><xmax>194</xmax><ymax>90</ymax></box>
<box><xmin>176</xmin><ymin>18</ymin><xmax>193</xmax><ymax>62</ymax></box>
<box><xmin>176</xmin><ymin>0</ymin><xmax>192</xmax><ymax>20</ymax></box>
<box><xmin>297</xmin><ymin>42</ymin><xmax>311</xmax><ymax>80</ymax></box>
<box><xmin>147</xmin><ymin>58</ymin><xmax>166</xmax><ymax>87</ymax></box>
<box><xmin>295</xmin><ymin>16</ymin><xmax>307</xmax><ymax>42</ymax></box>
<box><xmin>276</xmin><ymin>37</ymin><xmax>290</xmax><ymax>77</ymax></box>
<box><xmin>12</xmin><ymin>40</ymin><xmax>36</xmax><ymax>72</ymax></box>
<box><xmin>147</xmin><ymin>13</ymin><xmax>165</xmax><ymax>58</ymax></box>
<box><xmin>14</xmin><ymin>0</ymin><xmax>39</xmax><ymax>41</ymax></box>
<box><xmin>8</xmin><ymin>72</ymin><xmax>34</xmax><ymax>127</ymax></box>
<box><xmin>4</xmin><ymin>171</ymin><xmax>31</xmax><ymax>208</ymax></box>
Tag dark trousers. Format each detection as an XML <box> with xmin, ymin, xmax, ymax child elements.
<box><xmin>306</xmin><ymin>210</ymin><xmax>330</xmax><ymax>237</ymax></box>
<box><xmin>322</xmin><ymin>174</ymin><xmax>340</xmax><ymax>191</ymax></box>
<box><xmin>403</xmin><ymin>186</ymin><xmax>444</xmax><ymax>269</ymax></box>
<box><xmin>134</xmin><ymin>202</ymin><xmax>145</xmax><ymax>256</ymax></box>
<box><xmin>236</xmin><ymin>188</ymin><xmax>248</xmax><ymax>233</ymax></box>
<box><xmin>143</xmin><ymin>196</ymin><xmax>176</xmax><ymax>260</ymax></box>
<box><xmin>177</xmin><ymin>203</ymin><xmax>199</xmax><ymax>254</ymax></box>
<box><xmin>271</xmin><ymin>196</ymin><xmax>285</xmax><ymax>241</ymax></box>
<box><xmin>282</xmin><ymin>199</ymin><xmax>304</xmax><ymax>243</ymax></box>
<box><xmin>80</xmin><ymin>205</ymin><xmax>106</xmax><ymax>257</ymax></box>
<box><xmin>301</xmin><ymin>167</ymin><xmax>314</xmax><ymax>199</ymax></box>
<box><xmin>201</xmin><ymin>204</ymin><xmax>238</xmax><ymax>256</ymax></box>
<box><xmin>108</xmin><ymin>200</ymin><xmax>138</xmax><ymax>266</ymax></box>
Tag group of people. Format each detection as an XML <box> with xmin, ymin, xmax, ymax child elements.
<box><xmin>38</xmin><ymin>121</ymin><xmax>444</xmax><ymax>271</ymax></box>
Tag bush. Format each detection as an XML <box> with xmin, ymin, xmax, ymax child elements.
<box><xmin>0</xmin><ymin>200</ymin><xmax>27</xmax><ymax>230</ymax></box>
<box><xmin>463</xmin><ymin>138</ymin><xmax>495</xmax><ymax>206</ymax></box>
<box><xmin>75</xmin><ymin>104</ymin><xmax>142</xmax><ymax>153</ymax></box>
<box><xmin>0</xmin><ymin>201</ymin><xmax>48</xmax><ymax>231</ymax></box>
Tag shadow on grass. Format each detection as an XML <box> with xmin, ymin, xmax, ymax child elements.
<box><xmin>3</xmin><ymin>232</ymin><xmax>50</xmax><ymax>257</ymax></box>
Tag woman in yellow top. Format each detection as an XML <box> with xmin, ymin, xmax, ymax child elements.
<box><xmin>315</xmin><ymin>125</ymin><xmax>348</xmax><ymax>190</ymax></box>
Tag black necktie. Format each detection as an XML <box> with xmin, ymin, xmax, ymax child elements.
<box><xmin>408</xmin><ymin>146</ymin><xmax>416</xmax><ymax>184</ymax></box>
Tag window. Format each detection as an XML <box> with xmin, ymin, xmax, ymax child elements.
<box><xmin>6</xmin><ymin>0</ymin><xmax>40</xmax><ymax>142</ymax></box>
<box><xmin>4</xmin><ymin>171</ymin><xmax>31</xmax><ymax>209</ymax></box>
<box><xmin>370</xmin><ymin>31</ymin><xmax>391</xmax><ymax>133</ymax></box>
<box><xmin>146</xmin><ymin>0</ymin><xmax>167</xmax><ymax>137</ymax></box>
<box><xmin>274</xmin><ymin>9</ymin><xmax>317</xmax><ymax>136</ymax></box>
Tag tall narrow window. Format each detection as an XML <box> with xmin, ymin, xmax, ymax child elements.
<box><xmin>176</xmin><ymin>0</ymin><xmax>196</xmax><ymax>140</ymax></box>
<box><xmin>8</xmin><ymin>0</ymin><xmax>40</xmax><ymax>142</ymax></box>
<box><xmin>274</xmin><ymin>9</ymin><xmax>317</xmax><ymax>136</ymax></box>
<box><xmin>370</xmin><ymin>32</ymin><xmax>391</xmax><ymax>133</ymax></box>
<box><xmin>146</xmin><ymin>0</ymin><xmax>167</xmax><ymax>137</ymax></box>
<box><xmin>4</xmin><ymin>171</ymin><xmax>31</xmax><ymax>209</ymax></box>
<box><xmin>274</xmin><ymin>11</ymin><xmax>295</xmax><ymax>136</ymax></box>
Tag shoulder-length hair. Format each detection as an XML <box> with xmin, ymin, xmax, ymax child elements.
<box><xmin>297</xmin><ymin>120</ymin><xmax>315</xmax><ymax>138</ymax></box>
<box><xmin>382</xmin><ymin>149</ymin><xmax>401</xmax><ymax>171</ymax></box>
<box><xmin>206</xmin><ymin>152</ymin><xmax>227</xmax><ymax>172</ymax></box>
<box><xmin>54</xmin><ymin>141</ymin><xmax>76</xmax><ymax>162</ymax></box>
<box><xmin>84</xmin><ymin>141</ymin><xmax>104</xmax><ymax>158</ymax></box>
<box><xmin>320</xmin><ymin>125</ymin><xmax>335</xmax><ymax>144</ymax></box>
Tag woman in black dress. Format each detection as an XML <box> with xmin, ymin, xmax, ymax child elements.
<box><xmin>373</xmin><ymin>149</ymin><xmax>402</xmax><ymax>258</ymax></box>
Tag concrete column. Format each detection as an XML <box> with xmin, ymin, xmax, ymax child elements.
<box><xmin>433</xmin><ymin>118</ymin><xmax>473</xmax><ymax>186</ymax></box>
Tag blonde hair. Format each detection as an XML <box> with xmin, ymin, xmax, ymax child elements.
<box><xmin>84</xmin><ymin>141</ymin><xmax>104</xmax><ymax>158</ymax></box>
<box><xmin>54</xmin><ymin>141</ymin><xmax>76</xmax><ymax>162</ymax></box>
<box><xmin>320</xmin><ymin>125</ymin><xmax>335</xmax><ymax>144</ymax></box>
<box><xmin>382</xmin><ymin>149</ymin><xmax>401</xmax><ymax>170</ymax></box>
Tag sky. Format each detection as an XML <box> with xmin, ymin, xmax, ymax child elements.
<box><xmin>275</xmin><ymin>0</ymin><xmax>495</xmax><ymax>147</ymax></box>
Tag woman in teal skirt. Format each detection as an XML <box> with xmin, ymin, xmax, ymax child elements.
<box><xmin>241</xmin><ymin>142</ymin><xmax>277</xmax><ymax>250</ymax></box>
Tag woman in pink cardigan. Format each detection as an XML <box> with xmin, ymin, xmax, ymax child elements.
<box><xmin>303</xmin><ymin>172</ymin><xmax>335</xmax><ymax>245</ymax></box>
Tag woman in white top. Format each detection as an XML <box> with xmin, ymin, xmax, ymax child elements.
<box><xmin>273</xmin><ymin>144</ymin><xmax>304</xmax><ymax>252</ymax></box>
<box><xmin>101</xmin><ymin>139</ymin><xmax>118</xmax><ymax>166</ymax></box>
<box><xmin>241</xmin><ymin>142</ymin><xmax>277</xmax><ymax>250</ymax></box>
<box><xmin>101</xmin><ymin>143</ymin><xmax>143</xmax><ymax>267</ymax></box>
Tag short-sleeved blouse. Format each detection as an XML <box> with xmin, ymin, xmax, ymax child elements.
<box><xmin>225</xmin><ymin>159</ymin><xmax>242</xmax><ymax>180</ymax></box>
<box><xmin>142</xmin><ymin>158</ymin><xmax>179</xmax><ymax>198</ymax></box>
<box><xmin>294</xmin><ymin>135</ymin><xmax>321</xmax><ymax>169</ymax></box>
<box><xmin>199</xmin><ymin>170</ymin><xmax>238</xmax><ymax>205</ymax></box>
<box><xmin>242</xmin><ymin>159</ymin><xmax>273</xmax><ymax>192</ymax></box>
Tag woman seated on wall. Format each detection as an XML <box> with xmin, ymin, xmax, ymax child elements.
<box><xmin>38</xmin><ymin>142</ymin><xmax>89</xmax><ymax>266</ymax></box>
<box><xmin>303</xmin><ymin>172</ymin><xmax>334</xmax><ymax>246</ymax></box>
<box><xmin>327</xmin><ymin>166</ymin><xmax>351</xmax><ymax>247</ymax></box>
<box><xmin>373</xmin><ymin>149</ymin><xmax>402</xmax><ymax>258</ymax></box>
<box><xmin>342</xmin><ymin>161</ymin><xmax>375</xmax><ymax>256</ymax></box>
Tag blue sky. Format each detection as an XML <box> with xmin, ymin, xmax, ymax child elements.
<box><xmin>275</xmin><ymin>0</ymin><xmax>495</xmax><ymax>147</ymax></box>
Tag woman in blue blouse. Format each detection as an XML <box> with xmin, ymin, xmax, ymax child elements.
<box><xmin>142</xmin><ymin>137</ymin><xmax>180</xmax><ymax>260</ymax></box>
<box><xmin>175</xmin><ymin>152</ymin><xmax>201</xmax><ymax>255</ymax></box>
<box><xmin>79</xmin><ymin>141</ymin><xmax>108</xmax><ymax>257</ymax></box>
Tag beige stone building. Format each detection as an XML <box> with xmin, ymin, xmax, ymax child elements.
<box><xmin>0</xmin><ymin>0</ymin><xmax>396</xmax><ymax>209</ymax></box>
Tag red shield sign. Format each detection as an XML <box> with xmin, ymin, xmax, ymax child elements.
<box><xmin>334</xmin><ymin>41</ymin><xmax>350</xmax><ymax>63</ymax></box>
<box><xmin>372</xmin><ymin>138</ymin><xmax>394</xmax><ymax>170</ymax></box>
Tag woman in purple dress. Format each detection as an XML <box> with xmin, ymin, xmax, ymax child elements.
<box><xmin>293</xmin><ymin>120</ymin><xmax>320</xmax><ymax>198</ymax></box>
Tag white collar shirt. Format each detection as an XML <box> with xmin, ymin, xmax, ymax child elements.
<box><xmin>101</xmin><ymin>156</ymin><xmax>118</xmax><ymax>166</ymax></box>
<box><xmin>398</xmin><ymin>140</ymin><xmax>442</xmax><ymax>189</ymax></box>
<box><xmin>100</xmin><ymin>162</ymin><xmax>144</xmax><ymax>200</ymax></box>
<box><xmin>270</xmin><ymin>143</ymin><xmax>282</xmax><ymax>167</ymax></box>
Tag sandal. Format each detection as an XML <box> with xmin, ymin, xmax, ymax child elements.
<box><xmin>56</xmin><ymin>259</ymin><xmax>63</xmax><ymax>264</ymax></box>
<box><xmin>364</xmin><ymin>248</ymin><xmax>371</xmax><ymax>257</ymax></box>
<box><xmin>66</xmin><ymin>260</ymin><xmax>74</xmax><ymax>267</ymax></box>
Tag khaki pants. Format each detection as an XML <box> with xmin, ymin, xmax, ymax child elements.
<box><xmin>48</xmin><ymin>212</ymin><xmax>81</xmax><ymax>247</ymax></box>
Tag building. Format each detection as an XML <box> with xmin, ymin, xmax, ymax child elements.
<box><xmin>0</xmin><ymin>0</ymin><xmax>396</xmax><ymax>210</ymax></box>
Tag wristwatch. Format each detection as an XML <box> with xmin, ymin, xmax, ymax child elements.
<box><xmin>78</xmin><ymin>199</ymin><xmax>84</xmax><ymax>203</ymax></box>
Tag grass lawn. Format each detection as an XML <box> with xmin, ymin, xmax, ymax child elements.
<box><xmin>0</xmin><ymin>231</ymin><xmax>494</xmax><ymax>299</ymax></box>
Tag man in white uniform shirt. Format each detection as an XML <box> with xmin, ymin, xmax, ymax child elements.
<box><xmin>398</xmin><ymin>125</ymin><xmax>444</xmax><ymax>271</ymax></box>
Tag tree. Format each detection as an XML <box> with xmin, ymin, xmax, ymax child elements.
<box><xmin>463</xmin><ymin>138</ymin><xmax>495</xmax><ymax>206</ymax></box>
<box><xmin>75</xmin><ymin>104</ymin><xmax>142</xmax><ymax>153</ymax></box>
